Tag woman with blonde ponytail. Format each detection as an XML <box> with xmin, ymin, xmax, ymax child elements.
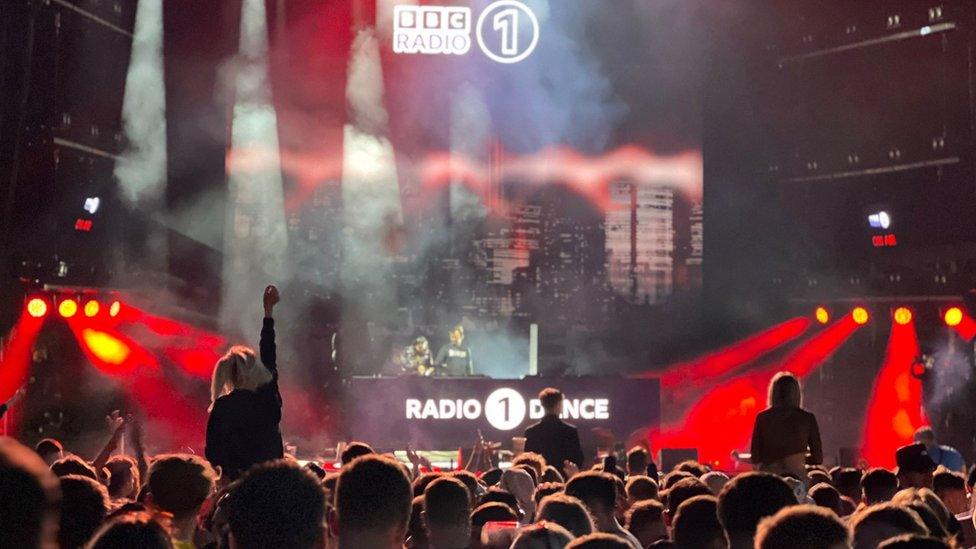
<box><xmin>205</xmin><ymin>285</ymin><xmax>283</xmax><ymax>481</ymax></box>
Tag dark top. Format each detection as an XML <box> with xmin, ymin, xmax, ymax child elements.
<box><xmin>928</xmin><ymin>444</ymin><xmax>965</xmax><ymax>472</ymax></box>
<box><xmin>0</xmin><ymin>403</ymin><xmax>6</xmax><ymax>420</ymax></box>
<box><xmin>750</xmin><ymin>406</ymin><xmax>823</xmax><ymax>466</ymax></box>
<box><xmin>434</xmin><ymin>343</ymin><xmax>473</xmax><ymax>376</ymax></box>
<box><xmin>524</xmin><ymin>415</ymin><xmax>585</xmax><ymax>474</ymax></box>
<box><xmin>205</xmin><ymin>317</ymin><xmax>283</xmax><ymax>480</ymax></box>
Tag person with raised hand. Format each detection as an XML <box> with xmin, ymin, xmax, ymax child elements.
<box><xmin>0</xmin><ymin>382</ymin><xmax>28</xmax><ymax>420</ymax></box>
<box><xmin>205</xmin><ymin>284</ymin><xmax>283</xmax><ymax>481</ymax></box>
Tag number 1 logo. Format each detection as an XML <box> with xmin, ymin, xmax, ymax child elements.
<box><xmin>484</xmin><ymin>387</ymin><xmax>527</xmax><ymax>430</ymax></box>
<box><xmin>476</xmin><ymin>0</ymin><xmax>540</xmax><ymax>64</ymax></box>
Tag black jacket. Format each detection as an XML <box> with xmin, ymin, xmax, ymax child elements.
<box><xmin>205</xmin><ymin>317</ymin><xmax>283</xmax><ymax>480</ymax></box>
<box><xmin>524</xmin><ymin>415</ymin><xmax>585</xmax><ymax>473</ymax></box>
<box><xmin>750</xmin><ymin>406</ymin><xmax>823</xmax><ymax>465</ymax></box>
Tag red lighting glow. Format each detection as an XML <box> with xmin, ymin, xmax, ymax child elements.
<box><xmin>117</xmin><ymin>306</ymin><xmax>227</xmax><ymax>379</ymax></box>
<box><xmin>58</xmin><ymin>299</ymin><xmax>78</xmax><ymax>318</ymax></box>
<box><xmin>852</xmin><ymin>307</ymin><xmax>870</xmax><ymax>325</ymax></box>
<box><xmin>892</xmin><ymin>307</ymin><xmax>912</xmax><ymax>326</ymax></box>
<box><xmin>860</xmin><ymin>320</ymin><xmax>926</xmax><ymax>468</ymax></box>
<box><xmin>74</xmin><ymin>218</ymin><xmax>93</xmax><ymax>232</ymax></box>
<box><xmin>653</xmin><ymin>317</ymin><xmax>811</xmax><ymax>402</ymax></box>
<box><xmin>26</xmin><ymin>298</ymin><xmax>48</xmax><ymax>318</ymax></box>
<box><xmin>649</xmin><ymin>315</ymin><xmax>861</xmax><ymax>468</ymax></box>
<box><xmin>947</xmin><ymin>307</ymin><xmax>976</xmax><ymax>341</ymax></box>
<box><xmin>0</xmin><ymin>311</ymin><xmax>45</xmax><ymax>431</ymax></box>
<box><xmin>65</xmin><ymin>316</ymin><xmax>205</xmax><ymax>449</ymax></box>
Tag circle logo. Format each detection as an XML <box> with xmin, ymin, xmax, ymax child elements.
<box><xmin>484</xmin><ymin>387</ymin><xmax>527</xmax><ymax>430</ymax></box>
<box><xmin>476</xmin><ymin>0</ymin><xmax>540</xmax><ymax>64</ymax></box>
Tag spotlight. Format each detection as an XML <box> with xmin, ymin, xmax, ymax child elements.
<box><xmin>814</xmin><ymin>307</ymin><xmax>830</xmax><ymax>325</ymax></box>
<box><xmin>58</xmin><ymin>298</ymin><xmax>78</xmax><ymax>319</ymax></box>
<box><xmin>852</xmin><ymin>307</ymin><xmax>870</xmax><ymax>325</ymax></box>
<box><xmin>27</xmin><ymin>298</ymin><xmax>48</xmax><ymax>318</ymax></box>
<box><xmin>910</xmin><ymin>354</ymin><xmax>933</xmax><ymax>380</ymax></box>
<box><xmin>944</xmin><ymin>307</ymin><xmax>963</xmax><ymax>327</ymax></box>
<box><xmin>893</xmin><ymin>307</ymin><xmax>912</xmax><ymax>325</ymax></box>
<box><xmin>84</xmin><ymin>300</ymin><xmax>100</xmax><ymax>317</ymax></box>
<box><xmin>83</xmin><ymin>197</ymin><xmax>100</xmax><ymax>214</ymax></box>
<box><xmin>109</xmin><ymin>300</ymin><xmax>121</xmax><ymax>318</ymax></box>
<box><xmin>868</xmin><ymin>211</ymin><xmax>891</xmax><ymax>229</ymax></box>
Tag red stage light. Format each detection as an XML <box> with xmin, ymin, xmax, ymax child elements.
<box><xmin>26</xmin><ymin>298</ymin><xmax>48</xmax><ymax>318</ymax></box>
<box><xmin>109</xmin><ymin>301</ymin><xmax>121</xmax><ymax>318</ymax></box>
<box><xmin>860</xmin><ymin>321</ymin><xmax>925</xmax><ymax>468</ymax></box>
<box><xmin>814</xmin><ymin>307</ymin><xmax>830</xmax><ymax>325</ymax></box>
<box><xmin>944</xmin><ymin>307</ymin><xmax>963</xmax><ymax>327</ymax></box>
<box><xmin>893</xmin><ymin>307</ymin><xmax>912</xmax><ymax>326</ymax></box>
<box><xmin>84</xmin><ymin>300</ymin><xmax>100</xmax><ymax>317</ymax></box>
<box><xmin>852</xmin><ymin>307</ymin><xmax>870</xmax><ymax>325</ymax></box>
<box><xmin>58</xmin><ymin>299</ymin><xmax>78</xmax><ymax>318</ymax></box>
<box><xmin>655</xmin><ymin>317</ymin><xmax>811</xmax><ymax>393</ymax></box>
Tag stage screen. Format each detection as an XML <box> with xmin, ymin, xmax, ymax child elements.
<box><xmin>350</xmin><ymin>0</ymin><xmax>701</xmax><ymax>375</ymax></box>
<box><xmin>217</xmin><ymin>0</ymin><xmax>708</xmax><ymax>378</ymax></box>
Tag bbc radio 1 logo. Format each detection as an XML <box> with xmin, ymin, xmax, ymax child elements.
<box><xmin>393</xmin><ymin>0</ymin><xmax>540</xmax><ymax>64</ymax></box>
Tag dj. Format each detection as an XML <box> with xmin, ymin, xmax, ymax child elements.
<box><xmin>399</xmin><ymin>336</ymin><xmax>435</xmax><ymax>376</ymax></box>
<box><xmin>434</xmin><ymin>325</ymin><xmax>473</xmax><ymax>377</ymax></box>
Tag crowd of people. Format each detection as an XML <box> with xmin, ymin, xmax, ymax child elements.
<box><xmin>1</xmin><ymin>286</ymin><xmax>974</xmax><ymax>548</ymax></box>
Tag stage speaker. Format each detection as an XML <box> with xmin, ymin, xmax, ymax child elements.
<box><xmin>659</xmin><ymin>448</ymin><xmax>699</xmax><ymax>473</ymax></box>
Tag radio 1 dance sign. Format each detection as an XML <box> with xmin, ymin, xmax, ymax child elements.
<box><xmin>392</xmin><ymin>0</ymin><xmax>540</xmax><ymax>64</ymax></box>
<box><xmin>347</xmin><ymin>377</ymin><xmax>661</xmax><ymax>451</ymax></box>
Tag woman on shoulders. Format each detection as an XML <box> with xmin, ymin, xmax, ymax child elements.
<box><xmin>750</xmin><ymin>371</ymin><xmax>823</xmax><ymax>482</ymax></box>
<box><xmin>205</xmin><ymin>285</ymin><xmax>283</xmax><ymax>481</ymax></box>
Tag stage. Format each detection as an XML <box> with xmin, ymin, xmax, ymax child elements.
<box><xmin>345</xmin><ymin>376</ymin><xmax>661</xmax><ymax>455</ymax></box>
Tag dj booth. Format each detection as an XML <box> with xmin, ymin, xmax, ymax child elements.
<box><xmin>346</xmin><ymin>376</ymin><xmax>661</xmax><ymax>453</ymax></box>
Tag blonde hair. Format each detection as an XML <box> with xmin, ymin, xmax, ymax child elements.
<box><xmin>768</xmin><ymin>371</ymin><xmax>802</xmax><ymax>408</ymax></box>
<box><xmin>210</xmin><ymin>345</ymin><xmax>272</xmax><ymax>409</ymax></box>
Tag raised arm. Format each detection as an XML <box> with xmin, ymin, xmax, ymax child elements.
<box><xmin>261</xmin><ymin>285</ymin><xmax>279</xmax><ymax>372</ymax></box>
<box><xmin>92</xmin><ymin>410</ymin><xmax>127</xmax><ymax>478</ymax></box>
<box><xmin>0</xmin><ymin>384</ymin><xmax>27</xmax><ymax>420</ymax></box>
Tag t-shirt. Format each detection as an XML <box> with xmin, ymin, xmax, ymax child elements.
<box><xmin>929</xmin><ymin>444</ymin><xmax>965</xmax><ymax>472</ymax></box>
<box><xmin>434</xmin><ymin>343</ymin><xmax>473</xmax><ymax>376</ymax></box>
